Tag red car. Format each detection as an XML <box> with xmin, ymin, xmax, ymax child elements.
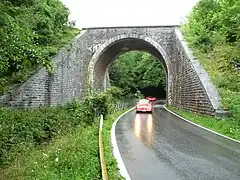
<box><xmin>145</xmin><ymin>96</ymin><xmax>157</xmax><ymax>102</ymax></box>
<box><xmin>136</xmin><ymin>99</ymin><xmax>153</xmax><ymax>113</ymax></box>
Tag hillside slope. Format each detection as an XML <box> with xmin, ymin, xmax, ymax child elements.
<box><xmin>178</xmin><ymin>0</ymin><xmax>240</xmax><ymax>138</ymax></box>
<box><xmin>0</xmin><ymin>0</ymin><xmax>79</xmax><ymax>95</ymax></box>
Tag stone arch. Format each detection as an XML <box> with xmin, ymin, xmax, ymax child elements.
<box><xmin>88</xmin><ymin>34</ymin><xmax>173</xmax><ymax>103</ymax></box>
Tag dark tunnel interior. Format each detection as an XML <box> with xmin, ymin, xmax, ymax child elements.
<box><xmin>140</xmin><ymin>86</ymin><xmax>166</xmax><ymax>100</ymax></box>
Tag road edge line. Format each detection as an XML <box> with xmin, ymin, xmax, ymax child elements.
<box><xmin>163</xmin><ymin>105</ymin><xmax>240</xmax><ymax>144</ymax></box>
<box><xmin>111</xmin><ymin>107</ymin><xmax>135</xmax><ymax>180</ymax></box>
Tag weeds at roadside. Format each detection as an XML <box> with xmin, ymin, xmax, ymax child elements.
<box><xmin>102</xmin><ymin>110</ymin><xmax>127</xmax><ymax>180</ymax></box>
<box><xmin>167</xmin><ymin>106</ymin><xmax>240</xmax><ymax>141</ymax></box>
<box><xmin>0</xmin><ymin>122</ymin><xmax>101</xmax><ymax>180</ymax></box>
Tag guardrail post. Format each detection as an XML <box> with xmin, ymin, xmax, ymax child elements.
<box><xmin>99</xmin><ymin>114</ymin><xmax>108</xmax><ymax>180</ymax></box>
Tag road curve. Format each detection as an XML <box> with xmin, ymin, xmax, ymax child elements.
<box><xmin>115</xmin><ymin>106</ymin><xmax>240</xmax><ymax>180</ymax></box>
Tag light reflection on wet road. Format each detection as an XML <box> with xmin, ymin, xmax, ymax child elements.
<box><xmin>115</xmin><ymin>107</ymin><xmax>240</xmax><ymax>180</ymax></box>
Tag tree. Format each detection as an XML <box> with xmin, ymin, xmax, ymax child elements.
<box><xmin>109</xmin><ymin>51</ymin><xmax>166</xmax><ymax>96</ymax></box>
<box><xmin>0</xmin><ymin>0</ymin><xmax>79</xmax><ymax>94</ymax></box>
<box><xmin>183</xmin><ymin>0</ymin><xmax>240</xmax><ymax>49</ymax></box>
<box><xmin>182</xmin><ymin>0</ymin><xmax>240</xmax><ymax>82</ymax></box>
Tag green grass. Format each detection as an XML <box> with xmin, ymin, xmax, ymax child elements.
<box><xmin>0</xmin><ymin>108</ymin><xmax>128</xmax><ymax>180</ymax></box>
<box><xmin>179</xmin><ymin>26</ymin><xmax>240</xmax><ymax>142</ymax></box>
<box><xmin>0</xmin><ymin>122</ymin><xmax>101</xmax><ymax>180</ymax></box>
<box><xmin>192</xmin><ymin>50</ymin><xmax>240</xmax><ymax>117</ymax></box>
<box><xmin>0</xmin><ymin>87</ymin><xmax>126</xmax><ymax>179</ymax></box>
<box><xmin>0</xmin><ymin>108</ymin><xmax>131</xmax><ymax>180</ymax></box>
<box><xmin>167</xmin><ymin>106</ymin><xmax>240</xmax><ymax>141</ymax></box>
<box><xmin>0</xmin><ymin>103</ymin><xmax>95</xmax><ymax>167</ymax></box>
<box><xmin>102</xmin><ymin>110</ymin><xmax>127</xmax><ymax>180</ymax></box>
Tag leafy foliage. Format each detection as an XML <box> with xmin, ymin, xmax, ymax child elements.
<box><xmin>182</xmin><ymin>0</ymin><xmax>240</xmax><ymax>127</ymax></box>
<box><xmin>103</xmin><ymin>110</ymin><xmax>127</xmax><ymax>180</ymax></box>
<box><xmin>183</xmin><ymin>0</ymin><xmax>240</xmax><ymax>50</ymax></box>
<box><xmin>109</xmin><ymin>51</ymin><xmax>166</xmax><ymax>96</ymax></box>
<box><xmin>0</xmin><ymin>86</ymin><xmax>122</xmax><ymax>168</ymax></box>
<box><xmin>0</xmin><ymin>0</ymin><xmax>79</xmax><ymax>94</ymax></box>
<box><xmin>1</xmin><ymin>122</ymin><xmax>101</xmax><ymax>180</ymax></box>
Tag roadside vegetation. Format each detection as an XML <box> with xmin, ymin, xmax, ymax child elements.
<box><xmin>168</xmin><ymin>106</ymin><xmax>240</xmax><ymax>141</ymax></box>
<box><xmin>0</xmin><ymin>0</ymin><xmax>79</xmax><ymax>95</ymax></box>
<box><xmin>109</xmin><ymin>51</ymin><xmax>166</xmax><ymax>97</ymax></box>
<box><xmin>1</xmin><ymin>123</ymin><xmax>101</xmax><ymax>180</ymax></box>
<box><xmin>102</xmin><ymin>110</ymin><xmax>128</xmax><ymax>180</ymax></box>
<box><xmin>0</xmin><ymin>86</ymin><xmax>124</xmax><ymax>179</ymax></box>
<box><xmin>169</xmin><ymin>0</ymin><xmax>240</xmax><ymax>140</ymax></box>
<box><xmin>0</xmin><ymin>0</ymin><xmax>133</xmax><ymax>178</ymax></box>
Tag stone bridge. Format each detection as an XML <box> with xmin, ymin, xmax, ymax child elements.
<box><xmin>0</xmin><ymin>26</ymin><xmax>225</xmax><ymax>116</ymax></box>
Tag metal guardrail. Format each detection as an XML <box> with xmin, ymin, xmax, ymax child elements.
<box><xmin>94</xmin><ymin>100</ymin><xmax>137</xmax><ymax>117</ymax></box>
<box><xmin>113</xmin><ymin>100</ymin><xmax>137</xmax><ymax>112</ymax></box>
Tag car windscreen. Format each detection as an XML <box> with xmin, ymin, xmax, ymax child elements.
<box><xmin>139</xmin><ymin>99</ymin><xmax>150</xmax><ymax>104</ymax></box>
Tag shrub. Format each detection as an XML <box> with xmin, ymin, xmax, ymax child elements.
<box><xmin>181</xmin><ymin>0</ymin><xmax>240</xmax><ymax>137</ymax></box>
<box><xmin>0</xmin><ymin>0</ymin><xmax>79</xmax><ymax>95</ymax></box>
<box><xmin>182</xmin><ymin>0</ymin><xmax>240</xmax><ymax>114</ymax></box>
<box><xmin>108</xmin><ymin>51</ymin><xmax>166</xmax><ymax>96</ymax></box>
<box><xmin>0</xmin><ymin>86</ymin><xmax>123</xmax><ymax>168</ymax></box>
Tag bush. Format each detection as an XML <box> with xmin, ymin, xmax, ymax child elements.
<box><xmin>0</xmin><ymin>86</ymin><xmax>123</xmax><ymax>168</ymax></box>
<box><xmin>0</xmin><ymin>0</ymin><xmax>79</xmax><ymax>95</ymax></box>
<box><xmin>182</xmin><ymin>0</ymin><xmax>240</xmax><ymax>111</ymax></box>
<box><xmin>181</xmin><ymin>0</ymin><xmax>240</xmax><ymax>137</ymax></box>
<box><xmin>1</xmin><ymin>122</ymin><xmax>101</xmax><ymax>180</ymax></box>
<box><xmin>109</xmin><ymin>51</ymin><xmax>166</xmax><ymax>96</ymax></box>
<box><xmin>183</xmin><ymin>0</ymin><xmax>240</xmax><ymax>50</ymax></box>
<box><xmin>82</xmin><ymin>86</ymin><xmax>123</xmax><ymax>118</ymax></box>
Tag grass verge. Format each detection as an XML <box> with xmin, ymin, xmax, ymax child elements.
<box><xmin>167</xmin><ymin>106</ymin><xmax>240</xmax><ymax>141</ymax></box>
<box><xmin>0</xmin><ymin>87</ymin><xmax>126</xmax><ymax>179</ymax></box>
<box><xmin>102</xmin><ymin>109</ymin><xmax>128</xmax><ymax>180</ymax></box>
<box><xmin>180</xmin><ymin>27</ymin><xmax>240</xmax><ymax>142</ymax></box>
<box><xmin>0</xmin><ymin>122</ymin><xmax>101</xmax><ymax>180</ymax></box>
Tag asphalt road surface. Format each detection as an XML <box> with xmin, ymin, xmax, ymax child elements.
<box><xmin>115</xmin><ymin>106</ymin><xmax>240</xmax><ymax>180</ymax></box>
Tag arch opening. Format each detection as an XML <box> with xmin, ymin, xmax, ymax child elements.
<box><xmin>88</xmin><ymin>36</ymin><xmax>172</xmax><ymax>104</ymax></box>
<box><xmin>109</xmin><ymin>51</ymin><xmax>167</xmax><ymax>100</ymax></box>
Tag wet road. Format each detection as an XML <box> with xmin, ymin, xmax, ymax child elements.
<box><xmin>115</xmin><ymin>106</ymin><xmax>240</xmax><ymax>180</ymax></box>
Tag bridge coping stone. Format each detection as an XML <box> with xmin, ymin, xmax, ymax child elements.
<box><xmin>81</xmin><ymin>25</ymin><xmax>180</xmax><ymax>30</ymax></box>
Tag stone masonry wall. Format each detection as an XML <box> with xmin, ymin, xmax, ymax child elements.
<box><xmin>172</xmin><ymin>29</ymin><xmax>224</xmax><ymax>116</ymax></box>
<box><xmin>170</xmin><ymin>31</ymin><xmax>215</xmax><ymax>115</ymax></box>
<box><xmin>0</xmin><ymin>26</ymin><xmax>224</xmax><ymax>116</ymax></box>
<box><xmin>0</xmin><ymin>30</ymin><xmax>93</xmax><ymax>107</ymax></box>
